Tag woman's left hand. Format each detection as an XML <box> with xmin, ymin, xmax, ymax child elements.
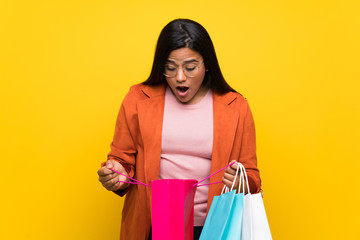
<box><xmin>222</xmin><ymin>160</ymin><xmax>248</xmax><ymax>193</ymax></box>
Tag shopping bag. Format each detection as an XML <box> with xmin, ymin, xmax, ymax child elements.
<box><xmin>199</xmin><ymin>164</ymin><xmax>245</xmax><ymax>240</ymax></box>
<box><xmin>151</xmin><ymin>179</ymin><xmax>198</xmax><ymax>240</ymax></box>
<box><xmin>238</xmin><ymin>163</ymin><xmax>272</xmax><ymax>240</ymax></box>
<box><xmin>222</xmin><ymin>191</ymin><xmax>244</xmax><ymax>239</ymax></box>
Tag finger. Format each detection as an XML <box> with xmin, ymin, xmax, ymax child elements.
<box><xmin>118</xmin><ymin>173</ymin><xmax>129</xmax><ymax>182</ymax></box>
<box><xmin>224</xmin><ymin>173</ymin><xmax>240</xmax><ymax>186</ymax></box>
<box><xmin>99</xmin><ymin>172</ymin><xmax>118</xmax><ymax>183</ymax></box>
<box><xmin>225</xmin><ymin>161</ymin><xmax>238</xmax><ymax>173</ymax></box>
<box><xmin>103</xmin><ymin>176</ymin><xmax>120</xmax><ymax>190</ymax></box>
<box><xmin>97</xmin><ymin>167</ymin><xmax>114</xmax><ymax>176</ymax></box>
<box><xmin>223</xmin><ymin>172</ymin><xmax>235</xmax><ymax>182</ymax></box>
<box><xmin>111</xmin><ymin>161</ymin><xmax>128</xmax><ymax>175</ymax></box>
<box><xmin>225</xmin><ymin>166</ymin><xmax>237</xmax><ymax>175</ymax></box>
<box><xmin>228</xmin><ymin>160</ymin><xmax>237</xmax><ymax>167</ymax></box>
<box><xmin>224</xmin><ymin>171</ymin><xmax>240</xmax><ymax>183</ymax></box>
<box><xmin>222</xmin><ymin>177</ymin><xmax>235</xmax><ymax>188</ymax></box>
<box><xmin>105</xmin><ymin>178</ymin><xmax>129</xmax><ymax>191</ymax></box>
<box><xmin>107</xmin><ymin>181</ymin><xmax>121</xmax><ymax>192</ymax></box>
<box><xmin>230</xmin><ymin>161</ymin><xmax>239</xmax><ymax>170</ymax></box>
<box><xmin>222</xmin><ymin>176</ymin><xmax>240</xmax><ymax>189</ymax></box>
<box><xmin>105</xmin><ymin>160</ymin><xmax>113</xmax><ymax>169</ymax></box>
<box><xmin>224</xmin><ymin>164</ymin><xmax>238</xmax><ymax>178</ymax></box>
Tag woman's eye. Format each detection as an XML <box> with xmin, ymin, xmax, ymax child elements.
<box><xmin>165</xmin><ymin>65</ymin><xmax>176</xmax><ymax>71</ymax></box>
<box><xmin>185</xmin><ymin>64</ymin><xmax>196</xmax><ymax>71</ymax></box>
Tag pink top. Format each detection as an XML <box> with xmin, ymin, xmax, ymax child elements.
<box><xmin>160</xmin><ymin>87</ymin><xmax>213</xmax><ymax>226</ymax></box>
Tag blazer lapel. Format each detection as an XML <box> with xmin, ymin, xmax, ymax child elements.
<box><xmin>137</xmin><ymin>84</ymin><xmax>166</xmax><ymax>183</ymax></box>
<box><xmin>210</xmin><ymin>91</ymin><xmax>240</xmax><ymax>184</ymax></box>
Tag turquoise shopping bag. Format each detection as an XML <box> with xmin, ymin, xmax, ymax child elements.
<box><xmin>199</xmin><ymin>190</ymin><xmax>244</xmax><ymax>240</ymax></box>
<box><xmin>199</xmin><ymin>163</ymin><xmax>245</xmax><ymax>240</ymax></box>
<box><xmin>223</xmin><ymin>192</ymin><xmax>244</xmax><ymax>239</ymax></box>
<box><xmin>199</xmin><ymin>190</ymin><xmax>236</xmax><ymax>240</ymax></box>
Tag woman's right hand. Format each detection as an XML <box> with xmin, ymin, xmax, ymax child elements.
<box><xmin>97</xmin><ymin>159</ymin><xmax>130</xmax><ymax>191</ymax></box>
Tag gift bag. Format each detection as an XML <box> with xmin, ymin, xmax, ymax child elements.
<box><xmin>151</xmin><ymin>179</ymin><xmax>198</xmax><ymax>240</ymax></box>
<box><xmin>199</xmin><ymin>164</ymin><xmax>245</xmax><ymax>240</ymax></box>
<box><xmin>238</xmin><ymin>163</ymin><xmax>272</xmax><ymax>240</ymax></box>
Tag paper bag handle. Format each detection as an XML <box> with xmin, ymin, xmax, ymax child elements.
<box><xmin>238</xmin><ymin>163</ymin><xmax>251</xmax><ymax>195</ymax></box>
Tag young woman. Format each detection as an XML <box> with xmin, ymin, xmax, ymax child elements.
<box><xmin>98</xmin><ymin>19</ymin><xmax>261</xmax><ymax>240</ymax></box>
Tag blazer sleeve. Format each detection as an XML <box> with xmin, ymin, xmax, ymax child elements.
<box><xmin>106</xmin><ymin>89</ymin><xmax>138</xmax><ymax>196</ymax></box>
<box><xmin>239</xmin><ymin>100</ymin><xmax>262</xmax><ymax>193</ymax></box>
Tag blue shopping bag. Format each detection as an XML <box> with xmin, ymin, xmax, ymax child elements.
<box><xmin>223</xmin><ymin>192</ymin><xmax>244</xmax><ymax>239</ymax></box>
<box><xmin>199</xmin><ymin>190</ymin><xmax>235</xmax><ymax>240</ymax></box>
<box><xmin>200</xmin><ymin>163</ymin><xmax>245</xmax><ymax>240</ymax></box>
<box><xmin>199</xmin><ymin>190</ymin><xmax>244</xmax><ymax>240</ymax></box>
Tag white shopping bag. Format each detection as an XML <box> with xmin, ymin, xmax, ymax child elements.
<box><xmin>238</xmin><ymin>163</ymin><xmax>272</xmax><ymax>240</ymax></box>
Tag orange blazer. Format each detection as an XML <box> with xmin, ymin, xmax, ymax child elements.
<box><xmin>107</xmin><ymin>83</ymin><xmax>261</xmax><ymax>240</ymax></box>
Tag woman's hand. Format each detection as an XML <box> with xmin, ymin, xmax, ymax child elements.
<box><xmin>222</xmin><ymin>160</ymin><xmax>248</xmax><ymax>194</ymax></box>
<box><xmin>97</xmin><ymin>160</ymin><xmax>129</xmax><ymax>191</ymax></box>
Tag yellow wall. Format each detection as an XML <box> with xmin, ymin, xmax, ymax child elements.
<box><xmin>1</xmin><ymin>0</ymin><xmax>359</xmax><ymax>239</ymax></box>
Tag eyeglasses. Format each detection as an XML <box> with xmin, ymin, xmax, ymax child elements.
<box><xmin>163</xmin><ymin>61</ymin><xmax>204</xmax><ymax>78</ymax></box>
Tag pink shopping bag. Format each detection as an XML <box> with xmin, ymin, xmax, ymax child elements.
<box><xmin>151</xmin><ymin>179</ymin><xmax>198</xmax><ymax>240</ymax></box>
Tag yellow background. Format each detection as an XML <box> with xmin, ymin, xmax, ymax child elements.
<box><xmin>1</xmin><ymin>0</ymin><xmax>359</xmax><ymax>239</ymax></box>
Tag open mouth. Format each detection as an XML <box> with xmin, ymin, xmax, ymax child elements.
<box><xmin>176</xmin><ymin>86</ymin><xmax>189</xmax><ymax>97</ymax></box>
<box><xmin>177</xmin><ymin>86</ymin><xmax>189</xmax><ymax>93</ymax></box>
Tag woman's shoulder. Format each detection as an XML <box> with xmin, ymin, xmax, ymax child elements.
<box><xmin>124</xmin><ymin>83</ymin><xmax>166</xmax><ymax>102</ymax></box>
<box><xmin>220</xmin><ymin>91</ymin><xmax>255</xmax><ymax>119</ymax></box>
<box><xmin>213</xmin><ymin>90</ymin><xmax>249</xmax><ymax>107</ymax></box>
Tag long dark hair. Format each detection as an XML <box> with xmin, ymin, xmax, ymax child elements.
<box><xmin>142</xmin><ymin>19</ymin><xmax>236</xmax><ymax>94</ymax></box>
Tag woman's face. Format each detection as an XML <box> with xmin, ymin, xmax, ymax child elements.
<box><xmin>164</xmin><ymin>48</ymin><xmax>207</xmax><ymax>105</ymax></box>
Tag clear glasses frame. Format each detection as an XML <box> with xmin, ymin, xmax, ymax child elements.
<box><xmin>163</xmin><ymin>61</ymin><xmax>204</xmax><ymax>78</ymax></box>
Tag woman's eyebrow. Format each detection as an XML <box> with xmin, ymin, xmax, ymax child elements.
<box><xmin>166</xmin><ymin>59</ymin><xmax>199</xmax><ymax>64</ymax></box>
<box><xmin>184</xmin><ymin>59</ymin><xmax>199</xmax><ymax>63</ymax></box>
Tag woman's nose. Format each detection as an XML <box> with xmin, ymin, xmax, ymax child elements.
<box><xmin>176</xmin><ymin>68</ymin><xmax>186</xmax><ymax>82</ymax></box>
